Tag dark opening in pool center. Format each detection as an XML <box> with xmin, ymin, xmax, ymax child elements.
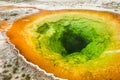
<box><xmin>60</xmin><ymin>27</ymin><xmax>89</xmax><ymax>54</ymax></box>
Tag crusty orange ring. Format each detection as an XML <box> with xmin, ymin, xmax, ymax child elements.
<box><xmin>6</xmin><ymin>10</ymin><xmax>120</xmax><ymax>80</ymax></box>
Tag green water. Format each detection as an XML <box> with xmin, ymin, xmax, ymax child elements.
<box><xmin>34</xmin><ymin>18</ymin><xmax>111</xmax><ymax>63</ymax></box>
